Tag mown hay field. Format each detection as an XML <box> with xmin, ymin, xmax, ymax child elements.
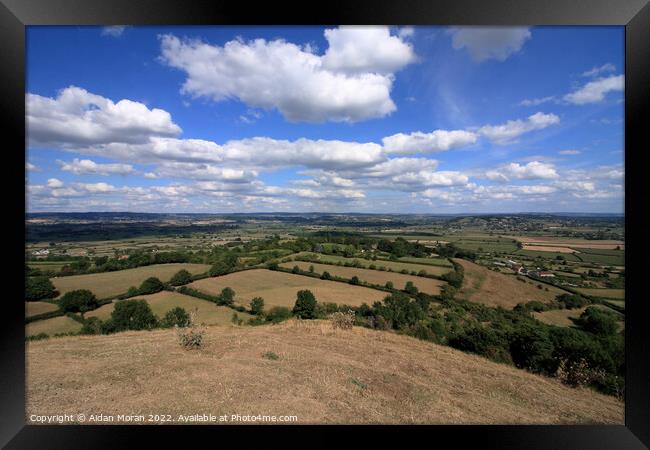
<box><xmin>454</xmin><ymin>259</ymin><xmax>570</xmax><ymax>309</ymax></box>
<box><xmin>188</xmin><ymin>269</ymin><xmax>387</xmax><ymax>309</ymax></box>
<box><xmin>26</xmin><ymin>321</ymin><xmax>623</xmax><ymax>424</ymax></box>
<box><xmin>26</xmin><ymin>316</ymin><xmax>82</xmax><ymax>337</ymax></box>
<box><xmin>292</xmin><ymin>253</ymin><xmax>452</xmax><ymax>276</ymax></box>
<box><xmin>86</xmin><ymin>291</ymin><xmax>251</xmax><ymax>326</ymax></box>
<box><xmin>26</xmin><ymin>301</ymin><xmax>58</xmax><ymax>318</ymax></box>
<box><xmin>280</xmin><ymin>261</ymin><xmax>446</xmax><ymax>295</ymax></box>
<box><xmin>51</xmin><ymin>263</ymin><xmax>211</xmax><ymax>299</ymax></box>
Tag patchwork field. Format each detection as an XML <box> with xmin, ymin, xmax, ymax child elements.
<box><xmin>26</xmin><ymin>321</ymin><xmax>623</xmax><ymax>424</ymax></box>
<box><xmin>280</xmin><ymin>261</ymin><xmax>446</xmax><ymax>295</ymax></box>
<box><xmin>26</xmin><ymin>301</ymin><xmax>58</xmax><ymax>318</ymax></box>
<box><xmin>26</xmin><ymin>316</ymin><xmax>83</xmax><ymax>337</ymax></box>
<box><xmin>574</xmin><ymin>288</ymin><xmax>625</xmax><ymax>299</ymax></box>
<box><xmin>86</xmin><ymin>291</ymin><xmax>252</xmax><ymax>326</ymax></box>
<box><xmin>188</xmin><ymin>269</ymin><xmax>387</xmax><ymax>309</ymax></box>
<box><xmin>522</xmin><ymin>245</ymin><xmax>578</xmax><ymax>253</ymax></box>
<box><xmin>293</xmin><ymin>253</ymin><xmax>452</xmax><ymax>276</ymax></box>
<box><xmin>50</xmin><ymin>263</ymin><xmax>211</xmax><ymax>299</ymax></box>
<box><xmin>454</xmin><ymin>259</ymin><xmax>570</xmax><ymax>309</ymax></box>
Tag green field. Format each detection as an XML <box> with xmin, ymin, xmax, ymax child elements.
<box><xmin>396</xmin><ymin>256</ymin><xmax>453</xmax><ymax>267</ymax></box>
<box><xmin>26</xmin><ymin>316</ymin><xmax>82</xmax><ymax>337</ymax></box>
<box><xmin>50</xmin><ymin>263</ymin><xmax>211</xmax><ymax>299</ymax></box>
<box><xmin>574</xmin><ymin>288</ymin><xmax>625</xmax><ymax>299</ymax></box>
<box><xmin>86</xmin><ymin>291</ymin><xmax>252</xmax><ymax>325</ymax></box>
<box><xmin>293</xmin><ymin>253</ymin><xmax>452</xmax><ymax>276</ymax></box>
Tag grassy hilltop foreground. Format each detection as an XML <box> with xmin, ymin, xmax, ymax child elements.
<box><xmin>26</xmin><ymin>320</ymin><xmax>623</xmax><ymax>424</ymax></box>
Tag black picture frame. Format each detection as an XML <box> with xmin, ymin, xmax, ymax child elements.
<box><xmin>2</xmin><ymin>1</ymin><xmax>648</xmax><ymax>447</ymax></box>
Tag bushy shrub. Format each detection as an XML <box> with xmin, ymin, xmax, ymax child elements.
<box><xmin>349</xmin><ymin>276</ymin><xmax>360</xmax><ymax>285</ymax></box>
<box><xmin>25</xmin><ymin>276</ymin><xmax>57</xmax><ymax>301</ymax></box>
<box><xmin>177</xmin><ymin>318</ymin><xmax>205</xmax><ymax>350</ymax></box>
<box><xmin>80</xmin><ymin>317</ymin><xmax>103</xmax><ymax>335</ymax></box>
<box><xmin>58</xmin><ymin>289</ymin><xmax>98</xmax><ymax>313</ymax></box>
<box><xmin>448</xmin><ymin>326</ymin><xmax>512</xmax><ymax>364</ymax></box>
<box><xmin>404</xmin><ymin>281</ymin><xmax>418</xmax><ymax>295</ymax></box>
<box><xmin>218</xmin><ymin>287</ymin><xmax>235</xmax><ymax>306</ymax></box>
<box><xmin>509</xmin><ymin>326</ymin><xmax>555</xmax><ymax>375</ymax></box>
<box><xmin>385</xmin><ymin>281</ymin><xmax>394</xmax><ymax>289</ymax></box>
<box><xmin>110</xmin><ymin>299</ymin><xmax>158</xmax><ymax>331</ymax></box>
<box><xmin>330</xmin><ymin>310</ymin><xmax>355</xmax><ymax>330</ymax></box>
<box><xmin>138</xmin><ymin>277</ymin><xmax>164</xmax><ymax>295</ymax></box>
<box><xmin>266</xmin><ymin>306</ymin><xmax>292</xmax><ymax>323</ymax></box>
<box><xmin>250</xmin><ymin>297</ymin><xmax>265</xmax><ymax>315</ymax></box>
<box><xmin>169</xmin><ymin>269</ymin><xmax>192</xmax><ymax>286</ymax></box>
<box><xmin>293</xmin><ymin>289</ymin><xmax>317</xmax><ymax>319</ymax></box>
<box><xmin>575</xmin><ymin>307</ymin><xmax>619</xmax><ymax>336</ymax></box>
<box><xmin>557</xmin><ymin>293</ymin><xmax>590</xmax><ymax>309</ymax></box>
<box><xmin>321</xmin><ymin>271</ymin><xmax>331</xmax><ymax>280</ymax></box>
<box><xmin>162</xmin><ymin>307</ymin><xmax>191</xmax><ymax>328</ymax></box>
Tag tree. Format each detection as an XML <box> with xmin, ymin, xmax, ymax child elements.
<box><xmin>576</xmin><ymin>307</ymin><xmax>619</xmax><ymax>336</ymax></box>
<box><xmin>404</xmin><ymin>281</ymin><xmax>418</xmax><ymax>295</ymax></box>
<box><xmin>111</xmin><ymin>299</ymin><xmax>158</xmax><ymax>331</ymax></box>
<box><xmin>385</xmin><ymin>281</ymin><xmax>394</xmax><ymax>289</ymax></box>
<box><xmin>309</xmin><ymin>265</ymin><xmax>315</xmax><ymax>273</ymax></box>
<box><xmin>169</xmin><ymin>269</ymin><xmax>192</xmax><ymax>286</ymax></box>
<box><xmin>250</xmin><ymin>297</ymin><xmax>265</xmax><ymax>315</ymax></box>
<box><xmin>138</xmin><ymin>277</ymin><xmax>164</xmax><ymax>295</ymax></box>
<box><xmin>321</xmin><ymin>271</ymin><xmax>331</xmax><ymax>280</ymax></box>
<box><xmin>218</xmin><ymin>287</ymin><xmax>235</xmax><ymax>306</ymax></box>
<box><xmin>350</xmin><ymin>276</ymin><xmax>360</xmax><ymax>285</ymax></box>
<box><xmin>292</xmin><ymin>265</ymin><xmax>301</xmax><ymax>274</ymax></box>
<box><xmin>25</xmin><ymin>276</ymin><xmax>57</xmax><ymax>301</ymax></box>
<box><xmin>58</xmin><ymin>289</ymin><xmax>98</xmax><ymax>313</ymax></box>
<box><xmin>266</xmin><ymin>306</ymin><xmax>292</xmax><ymax>323</ymax></box>
<box><xmin>293</xmin><ymin>289</ymin><xmax>317</xmax><ymax>319</ymax></box>
<box><xmin>209</xmin><ymin>253</ymin><xmax>238</xmax><ymax>276</ymax></box>
<box><xmin>509</xmin><ymin>326</ymin><xmax>556</xmax><ymax>375</ymax></box>
<box><xmin>162</xmin><ymin>307</ymin><xmax>191</xmax><ymax>328</ymax></box>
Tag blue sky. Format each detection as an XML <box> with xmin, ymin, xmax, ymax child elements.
<box><xmin>26</xmin><ymin>25</ymin><xmax>624</xmax><ymax>213</ymax></box>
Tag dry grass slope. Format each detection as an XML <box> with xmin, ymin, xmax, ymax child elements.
<box><xmin>454</xmin><ymin>259</ymin><xmax>569</xmax><ymax>308</ymax></box>
<box><xmin>26</xmin><ymin>321</ymin><xmax>623</xmax><ymax>424</ymax></box>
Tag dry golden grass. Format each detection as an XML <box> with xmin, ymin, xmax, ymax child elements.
<box><xmin>25</xmin><ymin>301</ymin><xmax>58</xmax><ymax>318</ymax></box>
<box><xmin>51</xmin><ymin>263</ymin><xmax>211</xmax><ymax>299</ymax></box>
<box><xmin>189</xmin><ymin>269</ymin><xmax>387</xmax><ymax>309</ymax></box>
<box><xmin>533</xmin><ymin>307</ymin><xmax>590</xmax><ymax>327</ymax></box>
<box><xmin>86</xmin><ymin>291</ymin><xmax>252</xmax><ymax>325</ymax></box>
<box><xmin>26</xmin><ymin>316</ymin><xmax>82</xmax><ymax>337</ymax></box>
<box><xmin>293</xmin><ymin>253</ymin><xmax>452</xmax><ymax>275</ymax></box>
<box><xmin>280</xmin><ymin>261</ymin><xmax>446</xmax><ymax>295</ymax></box>
<box><xmin>454</xmin><ymin>259</ymin><xmax>569</xmax><ymax>308</ymax></box>
<box><xmin>513</xmin><ymin>236</ymin><xmax>624</xmax><ymax>250</ymax></box>
<box><xmin>26</xmin><ymin>321</ymin><xmax>623</xmax><ymax>424</ymax></box>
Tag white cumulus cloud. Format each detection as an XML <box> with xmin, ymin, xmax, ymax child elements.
<box><xmin>448</xmin><ymin>27</ymin><xmax>531</xmax><ymax>62</ymax></box>
<box><xmin>382</xmin><ymin>129</ymin><xmax>478</xmax><ymax>154</ymax></box>
<box><xmin>479</xmin><ymin>112</ymin><xmax>560</xmax><ymax>144</ymax></box>
<box><xmin>564</xmin><ymin>75</ymin><xmax>624</xmax><ymax>104</ymax></box>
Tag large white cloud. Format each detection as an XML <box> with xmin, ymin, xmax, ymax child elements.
<box><xmin>448</xmin><ymin>27</ymin><xmax>531</xmax><ymax>62</ymax></box>
<box><xmin>382</xmin><ymin>129</ymin><xmax>478</xmax><ymax>154</ymax></box>
<box><xmin>563</xmin><ymin>75</ymin><xmax>624</xmax><ymax>104</ymax></box>
<box><xmin>479</xmin><ymin>112</ymin><xmax>560</xmax><ymax>144</ymax></box>
<box><xmin>58</xmin><ymin>158</ymin><xmax>134</xmax><ymax>176</ymax></box>
<box><xmin>159</xmin><ymin>27</ymin><xmax>415</xmax><ymax>123</ymax></box>
<box><xmin>485</xmin><ymin>161</ymin><xmax>559</xmax><ymax>182</ymax></box>
<box><xmin>27</xmin><ymin>86</ymin><xmax>181</xmax><ymax>147</ymax></box>
<box><xmin>321</xmin><ymin>26</ymin><xmax>416</xmax><ymax>74</ymax></box>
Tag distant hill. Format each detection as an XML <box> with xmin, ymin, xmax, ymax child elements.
<box><xmin>26</xmin><ymin>320</ymin><xmax>622</xmax><ymax>424</ymax></box>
